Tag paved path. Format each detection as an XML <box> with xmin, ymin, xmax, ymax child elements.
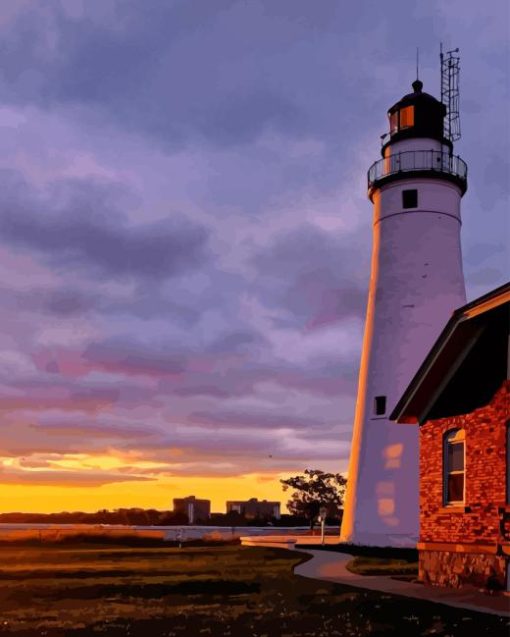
<box><xmin>293</xmin><ymin>549</ymin><xmax>510</xmax><ymax>618</ymax></box>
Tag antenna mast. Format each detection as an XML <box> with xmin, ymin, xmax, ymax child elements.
<box><xmin>440</xmin><ymin>45</ymin><xmax>461</xmax><ymax>142</ymax></box>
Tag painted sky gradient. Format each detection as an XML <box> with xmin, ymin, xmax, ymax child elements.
<box><xmin>0</xmin><ymin>0</ymin><xmax>508</xmax><ymax>513</ymax></box>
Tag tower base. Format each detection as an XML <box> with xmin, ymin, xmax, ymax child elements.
<box><xmin>339</xmin><ymin>530</ymin><xmax>418</xmax><ymax>549</ymax></box>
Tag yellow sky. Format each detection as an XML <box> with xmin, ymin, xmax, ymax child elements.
<box><xmin>0</xmin><ymin>472</ymin><xmax>291</xmax><ymax>514</ymax></box>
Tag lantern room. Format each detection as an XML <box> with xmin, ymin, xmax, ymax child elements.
<box><xmin>382</xmin><ymin>80</ymin><xmax>449</xmax><ymax>156</ymax></box>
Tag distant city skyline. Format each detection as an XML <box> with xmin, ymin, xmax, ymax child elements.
<box><xmin>0</xmin><ymin>1</ymin><xmax>508</xmax><ymax>513</ymax></box>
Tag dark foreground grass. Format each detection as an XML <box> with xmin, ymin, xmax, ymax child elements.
<box><xmin>0</xmin><ymin>543</ymin><xmax>507</xmax><ymax>636</ymax></box>
<box><xmin>346</xmin><ymin>555</ymin><xmax>419</xmax><ymax>576</ymax></box>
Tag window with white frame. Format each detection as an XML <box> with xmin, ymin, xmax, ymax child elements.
<box><xmin>444</xmin><ymin>429</ymin><xmax>465</xmax><ymax>505</ymax></box>
<box><xmin>506</xmin><ymin>421</ymin><xmax>509</xmax><ymax>504</ymax></box>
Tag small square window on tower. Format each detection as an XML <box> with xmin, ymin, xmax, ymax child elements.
<box><xmin>402</xmin><ymin>189</ymin><xmax>418</xmax><ymax>209</ymax></box>
<box><xmin>374</xmin><ymin>396</ymin><xmax>386</xmax><ymax>416</ymax></box>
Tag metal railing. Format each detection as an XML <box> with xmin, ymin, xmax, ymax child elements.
<box><xmin>368</xmin><ymin>150</ymin><xmax>467</xmax><ymax>192</ymax></box>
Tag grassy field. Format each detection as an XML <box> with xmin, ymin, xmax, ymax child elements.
<box><xmin>345</xmin><ymin>555</ymin><xmax>418</xmax><ymax>577</ymax></box>
<box><xmin>0</xmin><ymin>543</ymin><xmax>508</xmax><ymax>636</ymax></box>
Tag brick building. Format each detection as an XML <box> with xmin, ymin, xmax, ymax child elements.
<box><xmin>226</xmin><ymin>498</ymin><xmax>280</xmax><ymax>520</ymax></box>
<box><xmin>172</xmin><ymin>496</ymin><xmax>210</xmax><ymax>524</ymax></box>
<box><xmin>391</xmin><ymin>282</ymin><xmax>509</xmax><ymax>592</ymax></box>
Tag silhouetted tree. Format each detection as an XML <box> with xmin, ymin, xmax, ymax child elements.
<box><xmin>280</xmin><ymin>469</ymin><xmax>347</xmax><ymax>530</ymax></box>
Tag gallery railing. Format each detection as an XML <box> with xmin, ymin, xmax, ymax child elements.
<box><xmin>368</xmin><ymin>150</ymin><xmax>467</xmax><ymax>193</ymax></box>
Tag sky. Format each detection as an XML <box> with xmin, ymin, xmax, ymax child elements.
<box><xmin>0</xmin><ymin>0</ymin><xmax>508</xmax><ymax>514</ymax></box>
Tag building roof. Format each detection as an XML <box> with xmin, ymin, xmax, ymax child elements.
<box><xmin>390</xmin><ymin>281</ymin><xmax>510</xmax><ymax>425</ymax></box>
<box><xmin>226</xmin><ymin>499</ymin><xmax>280</xmax><ymax>505</ymax></box>
<box><xmin>173</xmin><ymin>496</ymin><xmax>210</xmax><ymax>503</ymax></box>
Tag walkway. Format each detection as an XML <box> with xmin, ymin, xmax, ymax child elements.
<box><xmin>294</xmin><ymin>548</ymin><xmax>510</xmax><ymax>618</ymax></box>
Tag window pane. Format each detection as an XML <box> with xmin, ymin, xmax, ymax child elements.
<box><xmin>400</xmin><ymin>106</ymin><xmax>414</xmax><ymax>129</ymax></box>
<box><xmin>389</xmin><ymin>112</ymin><xmax>398</xmax><ymax>134</ymax></box>
<box><xmin>448</xmin><ymin>442</ymin><xmax>464</xmax><ymax>471</ymax></box>
<box><xmin>507</xmin><ymin>423</ymin><xmax>510</xmax><ymax>504</ymax></box>
<box><xmin>374</xmin><ymin>396</ymin><xmax>386</xmax><ymax>416</ymax></box>
<box><xmin>402</xmin><ymin>189</ymin><xmax>418</xmax><ymax>209</ymax></box>
<box><xmin>447</xmin><ymin>429</ymin><xmax>464</xmax><ymax>443</ymax></box>
<box><xmin>447</xmin><ymin>473</ymin><xmax>464</xmax><ymax>502</ymax></box>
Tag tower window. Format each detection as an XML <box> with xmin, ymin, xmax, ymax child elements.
<box><xmin>402</xmin><ymin>189</ymin><xmax>418</xmax><ymax>209</ymax></box>
<box><xmin>374</xmin><ymin>396</ymin><xmax>386</xmax><ymax>416</ymax></box>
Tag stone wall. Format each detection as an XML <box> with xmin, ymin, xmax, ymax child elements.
<box><xmin>420</xmin><ymin>550</ymin><xmax>507</xmax><ymax>591</ymax></box>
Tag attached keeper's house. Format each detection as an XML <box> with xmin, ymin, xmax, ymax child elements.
<box><xmin>391</xmin><ymin>282</ymin><xmax>510</xmax><ymax>592</ymax></box>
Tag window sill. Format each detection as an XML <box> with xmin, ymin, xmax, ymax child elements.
<box><xmin>438</xmin><ymin>505</ymin><xmax>471</xmax><ymax>514</ymax></box>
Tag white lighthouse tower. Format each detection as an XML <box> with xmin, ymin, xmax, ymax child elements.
<box><xmin>340</xmin><ymin>54</ymin><xmax>468</xmax><ymax>547</ymax></box>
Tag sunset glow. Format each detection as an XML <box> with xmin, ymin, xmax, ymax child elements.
<box><xmin>0</xmin><ymin>467</ymin><xmax>293</xmax><ymax>514</ymax></box>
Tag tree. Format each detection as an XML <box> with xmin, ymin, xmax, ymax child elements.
<box><xmin>280</xmin><ymin>469</ymin><xmax>347</xmax><ymax>530</ymax></box>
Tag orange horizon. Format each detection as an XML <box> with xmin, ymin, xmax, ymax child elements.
<box><xmin>0</xmin><ymin>473</ymin><xmax>295</xmax><ymax>515</ymax></box>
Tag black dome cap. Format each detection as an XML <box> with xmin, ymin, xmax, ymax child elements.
<box><xmin>389</xmin><ymin>80</ymin><xmax>443</xmax><ymax>113</ymax></box>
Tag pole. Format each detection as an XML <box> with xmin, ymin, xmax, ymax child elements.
<box><xmin>319</xmin><ymin>506</ymin><xmax>328</xmax><ymax>545</ymax></box>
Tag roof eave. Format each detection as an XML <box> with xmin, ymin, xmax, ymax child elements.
<box><xmin>390</xmin><ymin>282</ymin><xmax>510</xmax><ymax>424</ymax></box>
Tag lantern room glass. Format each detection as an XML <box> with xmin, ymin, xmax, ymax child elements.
<box><xmin>399</xmin><ymin>105</ymin><xmax>414</xmax><ymax>129</ymax></box>
<box><xmin>389</xmin><ymin>112</ymin><xmax>398</xmax><ymax>135</ymax></box>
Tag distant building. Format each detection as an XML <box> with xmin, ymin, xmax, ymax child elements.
<box><xmin>226</xmin><ymin>498</ymin><xmax>280</xmax><ymax>520</ymax></box>
<box><xmin>391</xmin><ymin>283</ymin><xmax>510</xmax><ymax>592</ymax></box>
<box><xmin>173</xmin><ymin>496</ymin><xmax>210</xmax><ymax>524</ymax></box>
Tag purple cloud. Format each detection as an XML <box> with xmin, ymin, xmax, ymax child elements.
<box><xmin>0</xmin><ymin>467</ymin><xmax>154</xmax><ymax>487</ymax></box>
<box><xmin>0</xmin><ymin>171</ymin><xmax>210</xmax><ymax>281</ymax></box>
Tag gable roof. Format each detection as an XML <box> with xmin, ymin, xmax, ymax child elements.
<box><xmin>390</xmin><ymin>282</ymin><xmax>510</xmax><ymax>425</ymax></box>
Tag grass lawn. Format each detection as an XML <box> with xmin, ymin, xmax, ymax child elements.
<box><xmin>0</xmin><ymin>542</ymin><xmax>508</xmax><ymax>636</ymax></box>
<box><xmin>346</xmin><ymin>556</ymin><xmax>419</xmax><ymax>577</ymax></box>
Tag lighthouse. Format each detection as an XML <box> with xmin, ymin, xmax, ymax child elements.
<box><xmin>340</xmin><ymin>56</ymin><xmax>468</xmax><ymax>547</ymax></box>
